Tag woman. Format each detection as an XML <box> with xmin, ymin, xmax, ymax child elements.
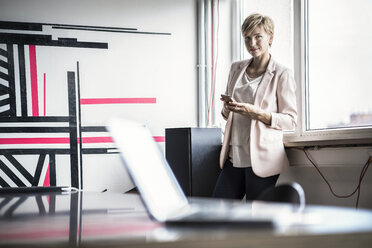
<box><xmin>213</xmin><ymin>13</ymin><xmax>297</xmax><ymax>200</ymax></box>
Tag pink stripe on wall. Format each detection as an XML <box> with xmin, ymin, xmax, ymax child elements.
<box><xmin>153</xmin><ymin>136</ymin><xmax>165</xmax><ymax>142</ymax></box>
<box><xmin>29</xmin><ymin>45</ymin><xmax>39</xmax><ymax>117</ymax></box>
<box><xmin>79</xmin><ymin>137</ymin><xmax>113</xmax><ymax>143</ymax></box>
<box><xmin>43</xmin><ymin>164</ymin><xmax>50</xmax><ymax>187</ymax></box>
<box><xmin>0</xmin><ymin>136</ymin><xmax>165</xmax><ymax>144</ymax></box>
<box><xmin>80</xmin><ymin>98</ymin><xmax>156</xmax><ymax>104</ymax></box>
<box><xmin>0</xmin><ymin>138</ymin><xmax>70</xmax><ymax>144</ymax></box>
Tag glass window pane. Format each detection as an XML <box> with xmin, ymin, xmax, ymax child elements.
<box><xmin>215</xmin><ymin>0</ymin><xmax>294</xmax><ymax>129</ymax></box>
<box><xmin>308</xmin><ymin>0</ymin><xmax>372</xmax><ymax>130</ymax></box>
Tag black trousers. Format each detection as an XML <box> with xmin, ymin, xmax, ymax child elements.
<box><xmin>212</xmin><ymin>160</ymin><xmax>279</xmax><ymax>200</ymax></box>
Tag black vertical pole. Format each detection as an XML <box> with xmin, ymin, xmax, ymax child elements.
<box><xmin>18</xmin><ymin>44</ymin><xmax>28</xmax><ymax>117</ymax></box>
<box><xmin>76</xmin><ymin>62</ymin><xmax>83</xmax><ymax>189</ymax></box>
<box><xmin>49</xmin><ymin>153</ymin><xmax>56</xmax><ymax>186</ymax></box>
<box><xmin>67</xmin><ymin>71</ymin><xmax>79</xmax><ymax>188</ymax></box>
<box><xmin>6</xmin><ymin>44</ymin><xmax>16</xmax><ymax>116</ymax></box>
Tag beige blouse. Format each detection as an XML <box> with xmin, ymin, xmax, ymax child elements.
<box><xmin>229</xmin><ymin>72</ymin><xmax>263</xmax><ymax>167</ymax></box>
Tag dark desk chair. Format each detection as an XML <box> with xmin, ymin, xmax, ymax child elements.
<box><xmin>257</xmin><ymin>182</ymin><xmax>306</xmax><ymax>210</ymax></box>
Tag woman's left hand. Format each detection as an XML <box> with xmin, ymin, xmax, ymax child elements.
<box><xmin>226</xmin><ymin>102</ymin><xmax>272</xmax><ymax>125</ymax></box>
<box><xmin>226</xmin><ymin>102</ymin><xmax>254</xmax><ymax>116</ymax></box>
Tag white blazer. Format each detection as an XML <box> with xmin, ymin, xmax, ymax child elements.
<box><xmin>219</xmin><ymin>57</ymin><xmax>297</xmax><ymax>177</ymax></box>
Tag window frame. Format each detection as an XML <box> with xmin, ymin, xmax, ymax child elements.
<box><xmin>283</xmin><ymin>0</ymin><xmax>372</xmax><ymax>147</ymax></box>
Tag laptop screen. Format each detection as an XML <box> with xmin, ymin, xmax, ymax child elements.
<box><xmin>109</xmin><ymin>119</ymin><xmax>189</xmax><ymax>221</ymax></box>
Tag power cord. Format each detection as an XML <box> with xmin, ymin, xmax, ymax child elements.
<box><xmin>292</xmin><ymin>147</ymin><xmax>371</xmax><ymax>208</ymax></box>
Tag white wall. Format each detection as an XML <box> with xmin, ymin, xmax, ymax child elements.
<box><xmin>0</xmin><ymin>0</ymin><xmax>198</xmax><ymax>132</ymax></box>
<box><xmin>0</xmin><ymin>0</ymin><xmax>198</xmax><ymax>192</ymax></box>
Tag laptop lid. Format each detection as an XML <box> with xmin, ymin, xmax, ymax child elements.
<box><xmin>108</xmin><ymin>119</ymin><xmax>189</xmax><ymax>222</ymax></box>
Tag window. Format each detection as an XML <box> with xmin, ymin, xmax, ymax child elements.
<box><xmin>213</xmin><ymin>0</ymin><xmax>372</xmax><ymax>145</ymax></box>
<box><xmin>307</xmin><ymin>0</ymin><xmax>372</xmax><ymax>130</ymax></box>
<box><xmin>286</xmin><ymin>0</ymin><xmax>372</xmax><ymax>145</ymax></box>
<box><xmin>213</xmin><ymin>0</ymin><xmax>294</xmax><ymax>130</ymax></box>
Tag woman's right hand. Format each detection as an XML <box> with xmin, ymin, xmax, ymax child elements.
<box><xmin>221</xmin><ymin>97</ymin><xmax>235</xmax><ymax>119</ymax></box>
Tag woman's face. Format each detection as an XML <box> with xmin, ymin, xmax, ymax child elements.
<box><xmin>244</xmin><ymin>25</ymin><xmax>273</xmax><ymax>58</ymax></box>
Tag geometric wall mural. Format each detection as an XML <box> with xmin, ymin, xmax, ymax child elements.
<box><xmin>0</xmin><ymin>20</ymin><xmax>170</xmax><ymax>189</ymax></box>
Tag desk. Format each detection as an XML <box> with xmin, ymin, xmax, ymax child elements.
<box><xmin>1</xmin><ymin>191</ymin><xmax>372</xmax><ymax>248</ymax></box>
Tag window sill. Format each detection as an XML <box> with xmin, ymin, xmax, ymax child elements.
<box><xmin>283</xmin><ymin>127</ymin><xmax>372</xmax><ymax>148</ymax></box>
<box><xmin>284</xmin><ymin>137</ymin><xmax>372</xmax><ymax>148</ymax></box>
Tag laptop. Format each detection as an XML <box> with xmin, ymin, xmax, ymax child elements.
<box><xmin>108</xmin><ymin>118</ymin><xmax>283</xmax><ymax>227</ymax></box>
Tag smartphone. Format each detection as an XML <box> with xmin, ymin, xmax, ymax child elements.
<box><xmin>221</xmin><ymin>94</ymin><xmax>233</xmax><ymax>102</ymax></box>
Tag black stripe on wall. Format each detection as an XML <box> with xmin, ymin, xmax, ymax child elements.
<box><xmin>67</xmin><ymin>71</ymin><xmax>79</xmax><ymax>188</ymax></box>
<box><xmin>76</xmin><ymin>62</ymin><xmax>83</xmax><ymax>189</ymax></box>
<box><xmin>32</xmin><ymin>154</ymin><xmax>46</xmax><ymax>186</ymax></box>
<box><xmin>49</xmin><ymin>23</ymin><xmax>137</xmax><ymax>31</ymax></box>
<box><xmin>0</xmin><ymin>148</ymin><xmax>113</xmax><ymax>155</ymax></box>
<box><xmin>0</xmin><ymin>33</ymin><xmax>108</xmax><ymax>49</ymax></box>
<box><xmin>0</xmin><ymin>71</ymin><xmax>9</xmax><ymax>81</ymax></box>
<box><xmin>0</xmin><ymin>177</ymin><xmax>11</xmax><ymax>187</ymax></box>
<box><xmin>81</xmin><ymin>126</ymin><xmax>108</xmax><ymax>132</ymax></box>
<box><xmin>6</xmin><ymin>44</ymin><xmax>16</xmax><ymax>116</ymax></box>
<box><xmin>0</xmin><ymin>21</ymin><xmax>43</xmax><ymax>31</ymax></box>
<box><xmin>0</xmin><ymin>126</ymin><xmax>70</xmax><ymax>133</ymax></box>
<box><xmin>0</xmin><ymin>48</ymin><xmax>8</xmax><ymax>57</ymax></box>
<box><xmin>0</xmin><ymin>21</ymin><xmax>137</xmax><ymax>32</ymax></box>
<box><xmin>0</xmin><ymin>149</ymin><xmax>71</xmax><ymax>155</ymax></box>
<box><xmin>0</xmin><ymin>60</ymin><xmax>8</xmax><ymax>69</ymax></box>
<box><xmin>0</xmin><ymin>33</ymin><xmax>52</xmax><ymax>44</ymax></box>
<box><xmin>0</xmin><ymin>116</ymin><xmax>70</xmax><ymax>122</ymax></box>
<box><xmin>52</xmin><ymin>26</ymin><xmax>172</xmax><ymax>35</ymax></box>
<box><xmin>4</xmin><ymin>153</ymin><xmax>34</xmax><ymax>184</ymax></box>
<box><xmin>18</xmin><ymin>44</ymin><xmax>28</xmax><ymax>117</ymax></box>
<box><xmin>0</xmin><ymin>159</ymin><xmax>26</xmax><ymax>186</ymax></box>
<box><xmin>49</xmin><ymin>153</ymin><xmax>56</xmax><ymax>186</ymax></box>
<box><xmin>0</xmin><ymin>84</ymin><xmax>8</xmax><ymax>94</ymax></box>
<box><xmin>0</xmin><ymin>98</ymin><xmax>10</xmax><ymax>106</ymax></box>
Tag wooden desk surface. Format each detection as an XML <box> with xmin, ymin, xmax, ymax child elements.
<box><xmin>1</xmin><ymin>191</ymin><xmax>372</xmax><ymax>248</ymax></box>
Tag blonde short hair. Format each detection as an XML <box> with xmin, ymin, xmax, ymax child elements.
<box><xmin>241</xmin><ymin>13</ymin><xmax>274</xmax><ymax>37</ymax></box>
